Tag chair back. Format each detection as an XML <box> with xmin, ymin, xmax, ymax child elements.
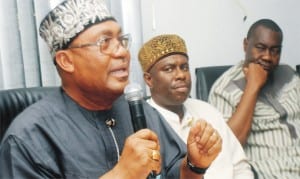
<box><xmin>195</xmin><ymin>65</ymin><xmax>232</xmax><ymax>101</ymax></box>
<box><xmin>0</xmin><ymin>87</ymin><xmax>58</xmax><ymax>141</ymax></box>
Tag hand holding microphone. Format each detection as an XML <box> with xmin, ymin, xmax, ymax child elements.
<box><xmin>124</xmin><ymin>83</ymin><xmax>161</xmax><ymax>178</ymax></box>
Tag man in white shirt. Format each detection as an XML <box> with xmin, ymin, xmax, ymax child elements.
<box><xmin>138</xmin><ymin>34</ymin><xmax>254</xmax><ymax>179</ymax></box>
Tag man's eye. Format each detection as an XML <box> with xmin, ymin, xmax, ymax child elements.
<box><xmin>164</xmin><ymin>67</ymin><xmax>173</xmax><ymax>72</ymax></box>
<box><xmin>271</xmin><ymin>48</ymin><xmax>281</xmax><ymax>55</ymax></box>
<box><xmin>182</xmin><ymin>65</ymin><xmax>189</xmax><ymax>71</ymax></box>
<box><xmin>102</xmin><ymin>37</ymin><xmax>112</xmax><ymax>44</ymax></box>
<box><xmin>98</xmin><ymin>37</ymin><xmax>112</xmax><ymax>49</ymax></box>
<box><xmin>255</xmin><ymin>46</ymin><xmax>265</xmax><ymax>51</ymax></box>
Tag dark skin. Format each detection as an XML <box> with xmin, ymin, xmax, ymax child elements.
<box><xmin>227</xmin><ymin>25</ymin><xmax>282</xmax><ymax>145</ymax></box>
<box><xmin>55</xmin><ymin>21</ymin><xmax>219</xmax><ymax>178</ymax></box>
<box><xmin>145</xmin><ymin>54</ymin><xmax>191</xmax><ymax>120</ymax></box>
<box><xmin>144</xmin><ymin>54</ymin><xmax>222</xmax><ymax>175</ymax></box>
<box><xmin>55</xmin><ymin>21</ymin><xmax>131</xmax><ymax>110</ymax></box>
<box><xmin>55</xmin><ymin>21</ymin><xmax>162</xmax><ymax>179</ymax></box>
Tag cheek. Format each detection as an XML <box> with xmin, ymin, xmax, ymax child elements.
<box><xmin>91</xmin><ymin>56</ymin><xmax>110</xmax><ymax>72</ymax></box>
<box><xmin>126</xmin><ymin>53</ymin><xmax>131</xmax><ymax>62</ymax></box>
<box><xmin>152</xmin><ymin>77</ymin><xmax>168</xmax><ymax>91</ymax></box>
<box><xmin>187</xmin><ymin>76</ymin><xmax>192</xmax><ymax>87</ymax></box>
<box><xmin>272</xmin><ymin>58</ymin><xmax>280</xmax><ymax>66</ymax></box>
<box><xmin>153</xmin><ymin>79</ymin><xmax>166</xmax><ymax>89</ymax></box>
<box><xmin>247</xmin><ymin>51</ymin><xmax>261</xmax><ymax>62</ymax></box>
<box><xmin>79</xmin><ymin>60</ymin><xmax>109</xmax><ymax>85</ymax></box>
<box><xmin>249</xmin><ymin>48</ymin><xmax>258</xmax><ymax>56</ymax></box>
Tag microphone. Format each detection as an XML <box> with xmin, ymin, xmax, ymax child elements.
<box><xmin>124</xmin><ymin>83</ymin><xmax>147</xmax><ymax>132</ymax></box>
<box><xmin>124</xmin><ymin>83</ymin><xmax>157</xmax><ymax>178</ymax></box>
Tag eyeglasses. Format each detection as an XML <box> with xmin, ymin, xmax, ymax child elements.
<box><xmin>68</xmin><ymin>34</ymin><xmax>131</xmax><ymax>55</ymax></box>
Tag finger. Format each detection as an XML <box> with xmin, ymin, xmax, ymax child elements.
<box><xmin>243</xmin><ymin>67</ymin><xmax>248</xmax><ymax>75</ymax></box>
<box><xmin>122</xmin><ymin>136</ymin><xmax>155</xmax><ymax>155</ymax></box>
<box><xmin>195</xmin><ymin>123</ymin><xmax>215</xmax><ymax>149</ymax></box>
<box><xmin>207</xmin><ymin>137</ymin><xmax>222</xmax><ymax>155</ymax></box>
<box><xmin>250</xmin><ymin>61</ymin><xmax>265</xmax><ymax>70</ymax></box>
<box><xmin>135</xmin><ymin>129</ymin><xmax>159</xmax><ymax>141</ymax></box>
<box><xmin>150</xmin><ymin>149</ymin><xmax>161</xmax><ymax>162</ymax></box>
<box><xmin>150</xmin><ymin>163</ymin><xmax>161</xmax><ymax>176</ymax></box>
<box><xmin>188</xmin><ymin>119</ymin><xmax>206</xmax><ymax>143</ymax></box>
<box><xmin>256</xmin><ymin>59</ymin><xmax>273</xmax><ymax>72</ymax></box>
<box><xmin>153</xmin><ymin>164</ymin><xmax>161</xmax><ymax>175</ymax></box>
<box><xmin>148</xmin><ymin>149</ymin><xmax>162</xmax><ymax>175</ymax></box>
<box><xmin>201</xmin><ymin>131</ymin><xmax>221</xmax><ymax>153</ymax></box>
<box><xmin>137</xmin><ymin>139</ymin><xmax>159</xmax><ymax>151</ymax></box>
<box><xmin>135</xmin><ymin>129</ymin><xmax>160</xmax><ymax>149</ymax></box>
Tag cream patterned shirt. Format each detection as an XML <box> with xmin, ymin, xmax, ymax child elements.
<box><xmin>208</xmin><ymin>61</ymin><xmax>300</xmax><ymax>179</ymax></box>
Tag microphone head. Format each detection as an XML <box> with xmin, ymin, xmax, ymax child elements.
<box><xmin>124</xmin><ymin>83</ymin><xmax>144</xmax><ymax>101</ymax></box>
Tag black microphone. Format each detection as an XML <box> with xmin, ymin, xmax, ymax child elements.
<box><xmin>124</xmin><ymin>83</ymin><xmax>157</xmax><ymax>178</ymax></box>
<box><xmin>124</xmin><ymin>83</ymin><xmax>147</xmax><ymax>132</ymax></box>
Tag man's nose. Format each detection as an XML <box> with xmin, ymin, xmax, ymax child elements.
<box><xmin>111</xmin><ymin>42</ymin><xmax>129</xmax><ymax>58</ymax></box>
<box><xmin>261</xmin><ymin>49</ymin><xmax>272</xmax><ymax>61</ymax></box>
<box><xmin>175</xmin><ymin>68</ymin><xmax>186</xmax><ymax>79</ymax></box>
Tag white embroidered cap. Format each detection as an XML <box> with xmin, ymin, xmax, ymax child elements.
<box><xmin>39</xmin><ymin>0</ymin><xmax>114</xmax><ymax>58</ymax></box>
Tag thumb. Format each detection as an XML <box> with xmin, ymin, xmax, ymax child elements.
<box><xmin>243</xmin><ymin>67</ymin><xmax>248</xmax><ymax>75</ymax></box>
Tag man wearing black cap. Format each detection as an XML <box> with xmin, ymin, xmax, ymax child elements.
<box><xmin>0</xmin><ymin>0</ymin><xmax>221</xmax><ymax>178</ymax></box>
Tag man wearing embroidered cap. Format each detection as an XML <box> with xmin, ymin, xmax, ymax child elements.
<box><xmin>0</xmin><ymin>0</ymin><xmax>221</xmax><ymax>179</ymax></box>
<box><xmin>139</xmin><ymin>34</ymin><xmax>254</xmax><ymax>178</ymax></box>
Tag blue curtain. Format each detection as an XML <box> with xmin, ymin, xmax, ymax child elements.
<box><xmin>0</xmin><ymin>0</ymin><xmax>144</xmax><ymax>92</ymax></box>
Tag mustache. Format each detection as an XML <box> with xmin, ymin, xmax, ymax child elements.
<box><xmin>246</xmin><ymin>58</ymin><xmax>275</xmax><ymax>72</ymax></box>
<box><xmin>172</xmin><ymin>82</ymin><xmax>190</xmax><ymax>89</ymax></box>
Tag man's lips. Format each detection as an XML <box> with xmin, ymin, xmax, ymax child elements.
<box><xmin>173</xmin><ymin>84</ymin><xmax>189</xmax><ymax>92</ymax></box>
<box><xmin>110</xmin><ymin>66</ymin><xmax>129</xmax><ymax>78</ymax></box>
<box><xmin>255</xmin><ymin>59</ymin><xmax>273</xmax><ymax>71</ymax></box>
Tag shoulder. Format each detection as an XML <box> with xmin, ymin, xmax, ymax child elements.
<box><xmin>184</xmin><ymin>98</ymin><xmax>226</xmax><ymax>127</ymax></box>
<box><xmin>1</xmin><ymin>90</ymin><xmax>67</xmax><ymax>143</ymax></box>
<box><xmin>275</xmin><ymin>64</ymin><xmax>300</xmax><ymax>89</ymax></box>
<box><xmin>213</xmin><ymin>62</ymin><xmax>244</xmax><ymax>89</ymax></box>
<box><xmin>185</xmin><ymin>98</ymin><xmax>222</xmax><ymax>114</ymax></box>
<box><xmin>209</xmin><ymin>62</ymin><xmax>245</xmax><ymax>102</ymax></box>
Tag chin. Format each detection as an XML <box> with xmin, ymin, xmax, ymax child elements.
<box><xmin>174</xmin><ymin>95</ymin><xmax>188</xmax><ymax>103</ymax></box>
<box><xmin>111</xmin><ymin>81</ymin><xmax>128</xmax><ymax>94</ymax></box>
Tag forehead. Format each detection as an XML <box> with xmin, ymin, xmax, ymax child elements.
<box><xmin>75</xmin><ymin>20</ymin><xmax>121</xmax><ymax>41</ymax></box>
<box><xmin>155</xmin><ymin>54</ymin><xmax>188</xmax><ymax>66</ymax></box>
<box><xmin>251</xmin><ymin>26</ymin><xmax>282</xmax><ymax>45</ymax></box>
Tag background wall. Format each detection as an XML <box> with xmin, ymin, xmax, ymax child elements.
<box><xmin>140</xmin><ymin>0</ymin><xmax>300</xmax><ymax>98</ymax></box>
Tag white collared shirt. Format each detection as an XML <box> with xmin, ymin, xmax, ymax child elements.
<box><xmin>148</xmin><ymin>98</ymin><xmax>254</xmax><ymax>179</ymax></box>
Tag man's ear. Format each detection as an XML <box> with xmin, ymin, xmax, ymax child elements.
<box><xmin>243</xmin><ymin>38</ymin><xmax>248</xmax><ymax>52</ymax></box>
<box><xmin>143</xmin><ymin>72</ymin><xmax>153</xmax><ymax>88</ymax></box>
<box><xmin>55</xmin><ymin>50</ymin><xmax>74</xmax><ymax>73</ymax></box>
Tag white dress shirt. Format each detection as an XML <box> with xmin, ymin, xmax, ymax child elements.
<box><xmin>148</xmin><ymin>98</ymin><xmax>254</xmax><ymax>179</ymax></box>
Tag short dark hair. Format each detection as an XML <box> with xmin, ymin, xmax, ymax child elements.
<box><xmin>246</xmin><ymin>19</ymin><xmax>283</xmax><ymax>41</ymax></box>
